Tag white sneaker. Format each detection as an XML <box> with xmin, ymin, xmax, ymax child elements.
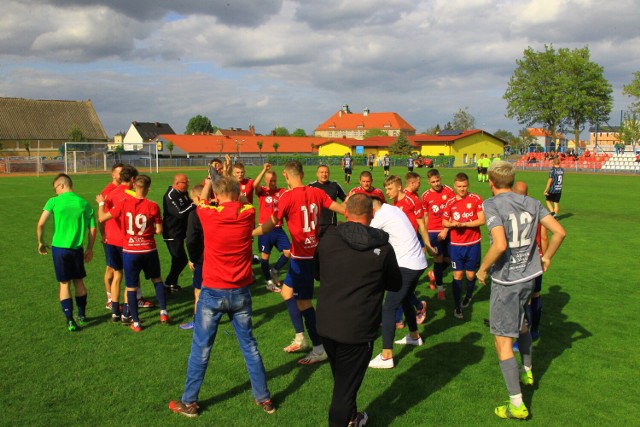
<box><xmin>265</xmin><ymin>280</ymin><xmax>281</xmax><ymax>293</ymax></box>
<box><xmin>270</xmin><ymin>268</ymin><xmax>281</xmax><ymax>286</ymax></box>
<box><xmin>394</xmin><ymin>334</ymin><xmax>424</xmax><ymax>346</ymax></box>
<box><xmin>298</xmin><ymin>349</ymin><xmax>328</xmax><ymax>365</ymax></box>
<box><xmin>368</xmin><ymin>353</ymin><xmax>394</xmax><ymax>369</ymax></box>
<box><xmin>283</xmin><ymin>336</ymin><xmax>309</xmax><ymax>353</ymax></box>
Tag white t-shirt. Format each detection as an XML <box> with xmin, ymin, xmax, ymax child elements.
<box><xmin>370</xmin><ymin>203</ymin><xmax>428</xmax><ymax>271</ymax></box>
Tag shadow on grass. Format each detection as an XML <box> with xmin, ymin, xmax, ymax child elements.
<box><xmin>555</xmin><ymin>213</ymin><xmax>573</xmax><ymax>221</ymax></box>
<box><xmin>367</xmin><ymin>332</ymin><xmax>485</xmax><ymax>425</ymax></box>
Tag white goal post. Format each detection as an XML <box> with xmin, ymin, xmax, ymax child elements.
<box><xmin>64</xmin><ymin>142</ymin><xmax>159</xmax><ymax>175</ymax></box>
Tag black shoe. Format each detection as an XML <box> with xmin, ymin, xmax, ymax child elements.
<box><xmin>165</xmin><ymin>284</ymin><xmax>182</xmax><ymax>293</ymax></box>
<box><xmin>121</xmin><ymin>316</ymin><xmax>133</xmax><ymax>325</ymax></box>
<box><xmin>461</xmin><ymin>296</ymin><xmax>472</xmax><ymax>308</ymax></box>
<box><xmin>348</xmin><ymin>412</ymin><xmax>368</xmax><ymax>426</ymax></box>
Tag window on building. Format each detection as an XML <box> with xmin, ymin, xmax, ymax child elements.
<box><xmin>463</xmin><ymin>153</ymin><xmax>468</xmax><ymax>164</ymax></box>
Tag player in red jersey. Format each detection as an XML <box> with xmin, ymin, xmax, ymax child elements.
<box><xmin>253</xmin><ymin>160</ymin><xmax>345</xmax><ymax>364</ymax></box>
<box><xmin>254</xmin><ymin>163</ymin><xmax>291</xmax><ymax>292</ymax></box>
<box><xmin>442</xmin><ymin>173</ymin><xmax>485</xmax><ymax>319</ymax></box>
<box><xmin>421</xmin><ymin>169</ymin><xmax>456</xmax><ymax>300</ymax></box>
<box><xmin>347</xmin><ymin>171</ymin><xmax>386</xmax><ymax>203</ymax></box>
<box><xmin>232</xmin><ymin>162</ymin><xmax>256</xmax><ymax>204</ymax></box>
<box><xmin>97</xmin><ymin>175</ymin><xmax>169</xmax><ymax>332</ymax></box>
<box><xmin>99</xmin><ymin>163</ymin><xmax>123</xmax><ymax>309</ymax></box>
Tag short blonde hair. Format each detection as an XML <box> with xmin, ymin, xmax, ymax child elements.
<box><xmin>488</xmin><ymin>161</ymin><xmax>515</xmax><ymax>189</ymax></box>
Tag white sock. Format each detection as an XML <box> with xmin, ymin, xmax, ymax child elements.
<box><xmin>313</xmin><ymin>344</ymin><xmax>325</xmax><ymax>354</ymax></box>
<box><xmin>509</xmin><ymin>393</ymin><xmax>523</xmax><ymax>407</ymax></box>
<box><xmin>523</xmin><ymin>365</ymin><xmax>532</xmax><ymax>372</ymax></box>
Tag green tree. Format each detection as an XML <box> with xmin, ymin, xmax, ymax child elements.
<box><xmin>388</xmin><ymin>133</ymin><xmax>413</xmax><ymax>155</ymax></box>
<box><xmin>494</xmin><ymin>129</ymin><xmax>518</xmax><ymax>154</ymax></box>
<box><xmin>363</xmin><ymin>128</ymin><xmax>389</xmax><ymax>138</ymax></box>
<box><xmin>518</xmin><ymin>128</ymin><xmax>536</xmax><ymax>154</ymax></box>
<box><xmin>273</xmin><ymin>127</ymin><xmax>289</xmax><ymax>136</ymax></box>
<box><xmin>561</xmin><ymin>46</ymin><xmax>613</xmax><ymax>151</ymax></box>
<box><xmin>114</xmin><ymin>145</ymin><xmax>124</xmax><ymax>161</ymax></box>
<box><xmin>166</xmin><ymin>141</ymin><xmax>174</xmax><ymax>159</ymax></box>
<box><xmin>291</xmin><ymin>128</ymin><xmax>307</xmax><ymax>137</ymax></box>
<box><xmin>68</xmin><ymin>125</ymin><xmax>86</xmax><ymax>142</ymax></box>
<box><xmin>452</xmin><ymin>107</ymin><xmax>476</xmax><ymax>130</ymax></box>
<box><xmin>622</xmin><ymin>71</ymin><xmax>640</xmax><ymax>112</ymax></box>
<box><xmin>185</xmin><ymin>115</ymin><xmax>214</xmax><ymax>134</ymax></box>
<box><xmin>310</xmin><ymin>142</ymin><xmax>316</xmax><ymax>152</ymax></box>
<box><xmin>504</xmin><ymin>45</ymin><xmax>567</xmax><ymax>150</ymax></box>
<box><xmin>423</xmin><ymin>124</ymin><xmax>441</xmax><ymax>135</ymax></box>
<box><xmin>272</xmin><ymin>142</ymin><xmax>280</xmax><ymax>159</ymax></box>
<box><xmin>22</xmin><ymin>141</ymin><xmax>31</xmax><ymax>157</ymax></box>
<box><xmin>256</xmin><ymin>140</ymin><xmax>263</xmax><ymax>160</ymax></box>
<box><xmin>444</xmin><ymin>122</ymin><xmax>453</xmax><ymax>130</ymax></box>
<box><xmin>619</xmin><ymin>111</ymin><xmax>640</xmax><ymax>150</ymax></box>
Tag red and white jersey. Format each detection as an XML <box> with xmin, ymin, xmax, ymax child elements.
<box><xmin>109</xmin><ymin>197</ymin><xmax>162</xmax><ymax>253</ymax></box>
<box><xmin>348</xmin><ymin>186</ymin><xmax>386</xmax><ymax>203</ymax></box>
<box><xmin>101</xmin><ymin>182</ymin><xmax>118</xmax><ymax>198</ymax></box>
<box><xmin>238</xmin><ymin>178</ymin><xmax>255</xmax><ymax>204</ymax></box>
<box><xmin>197</xmin><ymin>201</ymin><xmax>255</xmax><ymax>289</ymax></box>
<box><xmin>442</xmin><ymin>193</ymin><xmax>483</xmax><ymax>246</ymax></box>
<box><xmin>256</xmin><ymin>186</ymin><xmax>286</xmax><ymax>226</ymax></box>
<box><xmin>393</xmin><ymin>193</ymin><xmax>420</xmax><ymax>233</ymax></box>
<box><xmin>104</xmin><ymin>185</ymin><xmax>135</xmax><ymax>247</ymax></box>
<box><xmin>421</xmin><ymin>185</ymin><xmax>455</xmax><ymax>232</ymax></box>
<box><xmin>275</xmin><ymin>186</ymin><xmax>334</xmax><ymax>259</ymax></box>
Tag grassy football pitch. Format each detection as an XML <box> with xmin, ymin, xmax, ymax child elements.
<box><xmin>0</xmin><ymin>165</ymin><xmax>638</xmax><ymax>426</ymax></box>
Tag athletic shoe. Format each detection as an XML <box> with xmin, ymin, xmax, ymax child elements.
<box><xmin>348</xmin><ymin>412</ymin><xmax>369</xmax><ymax>427</ymax></box>
<box><xmin>111</xmin><ymin>314</ymin><xmax>120</xmax><ymax>323</ymax></box>
<box><xmin>437</xmin><ymin>290</ymin><xmax>446</xmax><ymax>301</ymax></box>
<box><xmin>130</xmin><ymin>323</ymin><xmax>142</xmax><ymax>333</ymax></box>
<box><xmin>169</xmin><ymin>400</ymin><xmax>199</xmax><ymax>418</ymax></box>
<box><xmin>270</xmin><ymin>268</ymin><xmax>281</xmax><ymax>286</ymax></box>
<box><xmin>284</xmin><ymin>336</ymin><xmax>310</xmax><ymax>353</ymax></box>
<box><xmin>179</xmin><ymin>321</ymin><xmax>194</xmax><ymax>330</ymax></box>
<box><xmin>138</xmin><ymin>298</ymin><xmax>154</xmax><ymax>308</ymax></box>
<box><xmin>298</xmin><ymin>349</ymin><xmax>328</xmax><ymax>365</ymax></box>
<box><xmin>520</xmin><ymin>370</ymin><xmax>534</xmax><ymax>386</ymax></box>
<box><xmin>394</xmin><ymin>334</ymin><xmax>424</xmax><ymax>346</ymax></box>
<box><xmin>494</xmin><ymin>401</ymin><xmax>529</xmax><ymax>419</ymax></box>
<box><xmin>368</xmin><ymin>353</ymin><xmax>394</xmax><ymax>369</ymax></box>
<box><xmin>121</xmin><ymin>316</ymin><xmax>133</xmax><ymax>325</ymax></box>
<box><xmin>76</xmin><ymin>316</ymin><xmax>87</xmax><ymax>327</ymax></box>
<box><xmin>252</xmin><ymin>255</ymin><xmax>261</xmax><ymax>264</ymax></box>
<box><xmin>165</xmin><ymin>284</ymin><xmax>182</xmax><ymax>293</ymax></box>
<box><xmin>160</xmin><ymin>313</ymin><xmax>171</xmax><ymax>324</ymax></box>
<box><xmin>461</xmin><ymin>295</ymin><xmax>472</xmax><ymax>308</ymax></box>
<box><xmin>265</xmin><ymin>280</ymin><xmax>281</xmax><ymax>293</ymax></box>
<box><xmin>395</xmin><ymin>321</ymin><xmax>405</xmax><ymax>329</ymax></box>
<box><xmin>454</xmin><ymin>308</ymin><xmax>463</xmax><ymax>319</ymax></box>
<box><xmin>256</xmin><ymin>399</ymin><xmax>277</xmax><ymax>414</ymax></box>
<box><xmin>105</xmin><ymin>300</ymin><xmax>112</xmax><ymax>310</ymax></box>
<box><xmin>416</xmin><ymin>300</ymin><xmax>427</xmax><ymax>324</ymax></box>
<box><xmin>67</xmin><ymin>320</ymin><xmax>78</xmax><ymax>332</ymax></box>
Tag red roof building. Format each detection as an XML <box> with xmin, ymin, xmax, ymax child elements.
<box><xmin>314</xmin><ymin>104</ymin><xmax>416</xmax><ymax>140</ymax></box>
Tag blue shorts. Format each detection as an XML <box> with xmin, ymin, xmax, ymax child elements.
<box><xmin>258</xmin><ymin>227</ymin><xmax>291</xmax><ymax>255</ymax></box>
<box><xmin>123</xmin><ymin>251</ymin><xmax>161</xmax><ymax>287</ymax></box>
<box><xmin>533</xmin><ymin>274</ymin><xmax>542</xmax><ymax>293</ymax></box>
<box><xmin>284</xmin><ymin>258</ymin><xmax>315</xmax><ymax>300</ymax></box>
<box><xmin>104</xmin><ymin>243</ymin><xmax>123</xmax><ymax>270</ymax></box>
<box><xmin>449</xmin><ymin>243</ymin><xmax>481</xmax><ymax>271</ymax></box>
<box><xmin>192</xmin><ymin>264</ymin><xmax>202</xmax><ymax>290</ymax></box>
<box><xmin>52</xmin><ymin>246</ymin><xmax>86</xmax><ymax>283</ymax></box>
<box><xmin>428</xmin><ymin>232</ymin><xmax>450</xmax><ymax>259</ymax></box>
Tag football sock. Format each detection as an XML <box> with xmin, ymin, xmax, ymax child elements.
<box><xmin>300</xmin><ymin>307</ymin><xmax>321</xmax><ymax>346</ymax></box>
<box><xmin>452</xmin><ymin>279</ymin><xmax>462</xmax><ymax>309</ymax></box>
<box><xmin>260</xmin><ymin>259</ymin><xmax>270</xmax><ymax>279</ymax></box>
<box><xmin>466</xmin><ymin>278</ymin><xmax>476</xmax><ymax>299</ymax></box>
<box><xmin>509</xmin><ymin>393</ymin><xmax>524</xmax><ymax>408</ymax></box>
<box><xmin>75</xmin><ymin>294</ymin><xmax>87</xmax><ymax>317</ymax></box>
<box><xmin>274</xmin><ymin>254</ymin><xmax>289</xmax><ymax>271</ymax></box>
<box><xmin>285</xmin><ymin>298</ymin><xmax>304</xmax><ymax>334</ymax></box>
<box><xmin>136</xmin><ymin>287</ymin><xmax>143</xmax><ymax>299</ymax></box>
<box><xmin>434</xmin><ymin>262</ymin><xmax>444</xmax><ymax>287</ymax></box>
<box><xmin>127</xmin><ymin>290</ymin><xmax>139</xmax><ymax>323</ymax></box>
<box><xmin>517</xmin><ymin>330</ymin><xmax>533</xmax><ymax>368</ymax></box>
<box><xmin>60</xmin><ymin>298</ymin><xmax>74</xmax><ymax>321</ymax></box>
<box><xmin>499</xmin><ymin>357</ymin><xmax>521</xmax><ymax>397</ymax></box>
<box><xmin>111</xmin><ymin>301</ymin><xmax>121</xmax><ymax>317</ymax></box>
<box><xmin>154</xmin><ymin>282</ymin><xmax>167</xmax><ymax>310</ymax></box>
<box><xmin>530</xmin><ymin>296</ymin><xmax>542</xmax><ymax>334</ymax></box>
<box><xmin>122</xmin><ymin>303</ymin><xmax>130</xmax><ymax>318</ymax></box>
<box><xmin>106</xmin><ymin>291</ymin><xmax>112</xmax><ymax>301</ymax></box>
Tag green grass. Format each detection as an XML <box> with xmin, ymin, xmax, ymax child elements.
<box><xmin>1</xmin><ymin>165</ymin><xmax>638</xmax><ymax>426</ymax></box>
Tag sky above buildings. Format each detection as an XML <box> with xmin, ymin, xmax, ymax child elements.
<box><xmin>1</xmin><ymin>0</ymin><xmax>639</xmax><ymax>138</ymax></box>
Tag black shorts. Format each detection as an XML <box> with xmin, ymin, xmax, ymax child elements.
<box><xmin>384</xmin><ymin>166</ymin><xmax>389</xmax><ymax>171</ymax></box>
<box><xmin>344</xmin><ymin>167</ymin><xmax>352</xmax><ymax>175</ymax></box>
<box><xmin>546</xmin><ymin>192</ymin><xmax>561</xmax><ymax>203</ymax></box>
<box><xmin>481</xmin><ymin>167</ymin><xmax>488</xmax><ymax>174</ymax></box>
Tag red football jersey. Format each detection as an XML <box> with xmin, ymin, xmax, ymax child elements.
<box><xmin>101</xmin><ymin>182</ymin><xmax>118</xmax><ymax>198</ymax></box>
<box><xmin>275</xmin><ymin>186</ymin><xmax>334</xmax><ymax>259</ymax></box>
<box><xmin>421</xmin><ymin>185</ymin><xmax>456</xmax><ymax>232</ymax></box>
<box><xmin>442</xmin><ymin>193</ymin><xmax>483</xmax><ymax>246</ymax></box>
<box><xmin>104</xmin><ymin>185</ymin><xmax>136</xmax><ymax>247</ymax></box>
<box><xmin>393</xmin><ymin>193</ymin><xmax>419</xmax><ymax>233</ymax></box>
<box><xmin>348</xmin><ymin>186</ymin><xmax>386</xmax><ymax>203</ymax></box>
<box><xmin>239</xmin><ymin>178</ymin><xmax>255</xmax><ymax>204</ymax></box>
<box><xmin>197</xmin><ymin>201</ymin><xmax>255</xmax><ymax>289</ymax></box>
<box><xmin>109</xmin><ymin>197</ymin><xmax>162</xmax><ymax>253</ymax></box>
<box><xmin>256</xmin><ymin>186</ymin><xmax>285</xmax><ymax>226</ymax></box>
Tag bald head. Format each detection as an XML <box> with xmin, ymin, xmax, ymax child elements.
<box><xmin>173</xmin><ymin>173</ymin><xmax>189</xmax><ymax>192</ymax></box>
<box><xmin>512</xmin><ymin>181</ymin><xmax>528</xmax><ymax>196</ymax></box>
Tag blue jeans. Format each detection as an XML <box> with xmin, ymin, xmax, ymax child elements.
<box><xmin>181</xmin><ymin>286</ymin><xmax>271</xmax><ymax>404</ymax></box>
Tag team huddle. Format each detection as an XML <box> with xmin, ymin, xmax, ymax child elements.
<box><xmin>37</xmin><ymin>157</ymin><xmax>565</xmax><ymax>426</ymax></box>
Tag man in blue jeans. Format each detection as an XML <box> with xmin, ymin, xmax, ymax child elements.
<box><xmin>169</xmin><ymin>176</ymin><xmax>275</xmax><ymax>417</ymax></box>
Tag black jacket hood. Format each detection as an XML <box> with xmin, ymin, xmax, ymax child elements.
<box><xmin>336</xmin><ymin>221</ymin><xmax>389</xmax><ymax>251</ymax></box>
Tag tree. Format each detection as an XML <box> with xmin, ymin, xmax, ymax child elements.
<box><xmin>518</xmin><ymin>128</ymin><xmax>536</xmax><ymax>154</ymax></box>
<box><xmin>452</xmin><ymin>107</ymin><xmax>476</xmax><ymax>130</ymax></box>
<box><xmin>292</xmin><ymin>128</ymin><xmax>307</xmax><ymax>137</ymax></box>
<box><xmin>388</xmin><ymin>133</ymin><xmax>413</xmax><ymax>156</ymax></box>
<box><xmin>272</xmin><ymin>142</ymin><xmax>280</xmax><ymax>158</ymax></box>
<box><xmin>619</xmin><ymin>111</ymin><xmax>640</xmax><ymax>150</ymax></box>
<box><xmin>273</xmin><ymin>127</ymin><xmax>289</xmax><ymax>136</ymax></box>
<box><xmin>561</xmin><ymin>46</ymin><xmax>613</xmax><ymax>151</ymax></box>
<box><xmin>310</xmin><ymin>142</ymin><xmax>316</xmax><ymax>152</ymax></box>
<box><xmin>166</xmin><ymin>141</ymin><xmax>174</xmax><ymax>159</ymax></box>
<box><xmin>623</xmin><ymin>70</ymin><xmax>640</xmax><ymax>112</ymax></box>
<box><xmin>256</xmin><ymin>140</ymin><xmax>264</xmax><ymax>160</ymax></box>
<box><xmin>68</xmin><ymin>125</ymin><xmax>86</xmax><ymax>142</ymax></box>
<box><xmin>422</xmin><ymin>124</ymin><xmax>441</xmax><ymax>135</ymax></box>
<box><xmin>185</xmin><ymin>115</ymin><xmax>214</xmax><ymax>134</ymax></box>
<box><xmin>22</xmin><ymin>141</ymin><xmax>31</xmax><ymax>157</ymax></box>
<box><xmin>363</xmin><ymin>128</ymin><xmax>388</xmax><ymax>138</ymax></box>
<box><xmin>494</xmin><ymin>129</ymin><xmax>518</xmax><ymax>155</ymax></box>
<box><xmin>504</xmin><ymin>45</ymin><xmax>567</xmax><ymax>150</ymax></box>
<box><xmin>443</xmin><ymin>122</ymin><xmax>453</xmax><ymax>131</ymax></box>
<box><xmin>114</xmin><ymin>145</ymin><xmax>124</xmax><ymax>162</ymax></box>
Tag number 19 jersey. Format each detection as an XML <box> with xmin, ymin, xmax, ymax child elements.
<box><xmin>274</xmin><ymin>186</ymin><xmax>334</xmax><ymax>259</ymax></box>
<box><xmin>109</xmin><ymin>197</ymin><xmax>162</xmax><ymax>253</ymax></box>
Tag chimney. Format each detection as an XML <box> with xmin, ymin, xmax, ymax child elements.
<box><xmin>249</xmin><ymin>124</ymin><xmax>255</xmax><ymax>135</ymax></box>
<box><xmin>339</xmin><ymin>111</ymin><xmax>343</xmax><ymax>118</ymax></box>
<box><xmin>363</xmin><ymin>107</ymin><xmax>370</xmax><ymax>117</ymax></box>
<box><xmin>342</xmin><ymin>104</ymin><xmax>351</xmax><ymax>114</ymax></box>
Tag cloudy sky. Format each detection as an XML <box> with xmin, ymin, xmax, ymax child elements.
<box><xmin>1</xmin><ymin>0</ymin><xmax>639</xmax><ymax>138</ymax></box>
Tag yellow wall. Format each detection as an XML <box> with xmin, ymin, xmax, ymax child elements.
<box><xmin>449</xmin><ymin>133</ymin><xmax>504</xmax><ymax>167</ymax></box>
<box><xmin>318</xmin><ymin>141</ymin><xmax>351</xmax><ymax>156</ymax></box>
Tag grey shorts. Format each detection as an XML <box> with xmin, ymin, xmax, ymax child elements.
<box><xmin>489</xmin><ymin>279</ymin><xmax>535</xmax><ymax>338</ymax></box>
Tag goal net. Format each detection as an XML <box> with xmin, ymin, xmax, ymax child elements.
<box><xmin>64</xmin><ymin>142</ymin><xmax>159</xmax><ymax>174</ymax></box>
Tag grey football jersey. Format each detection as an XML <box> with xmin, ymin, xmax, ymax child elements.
<box><xmin>483</xmin><ymin>192</ymin><xmax>550</xmax><ymax>285</ymax></box>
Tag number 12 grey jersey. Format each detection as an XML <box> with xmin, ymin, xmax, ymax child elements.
<box><xmin>483</xmin><ymin>192</ymin><xmax>550</xmax><ymax>285</ymax></box>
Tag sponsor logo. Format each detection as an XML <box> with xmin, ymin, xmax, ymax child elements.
<box><xmin>461</xmin><ymin>211</ymin><xmax>474</xmax><ymax>219</ymax></box>
<box><xmin>432</xmin><ymin>205</ymin><xmax>440</xmax><ymax>213</ymax></box>
<box><xmin>453</xmin><ymin>212</ymin><xmax>461</xmax><ymax>221</ymax></box>
<box><xmin>466</xmin><ymin>203</ymin><xmax>472</xmax><ymax>209</ymax></box>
